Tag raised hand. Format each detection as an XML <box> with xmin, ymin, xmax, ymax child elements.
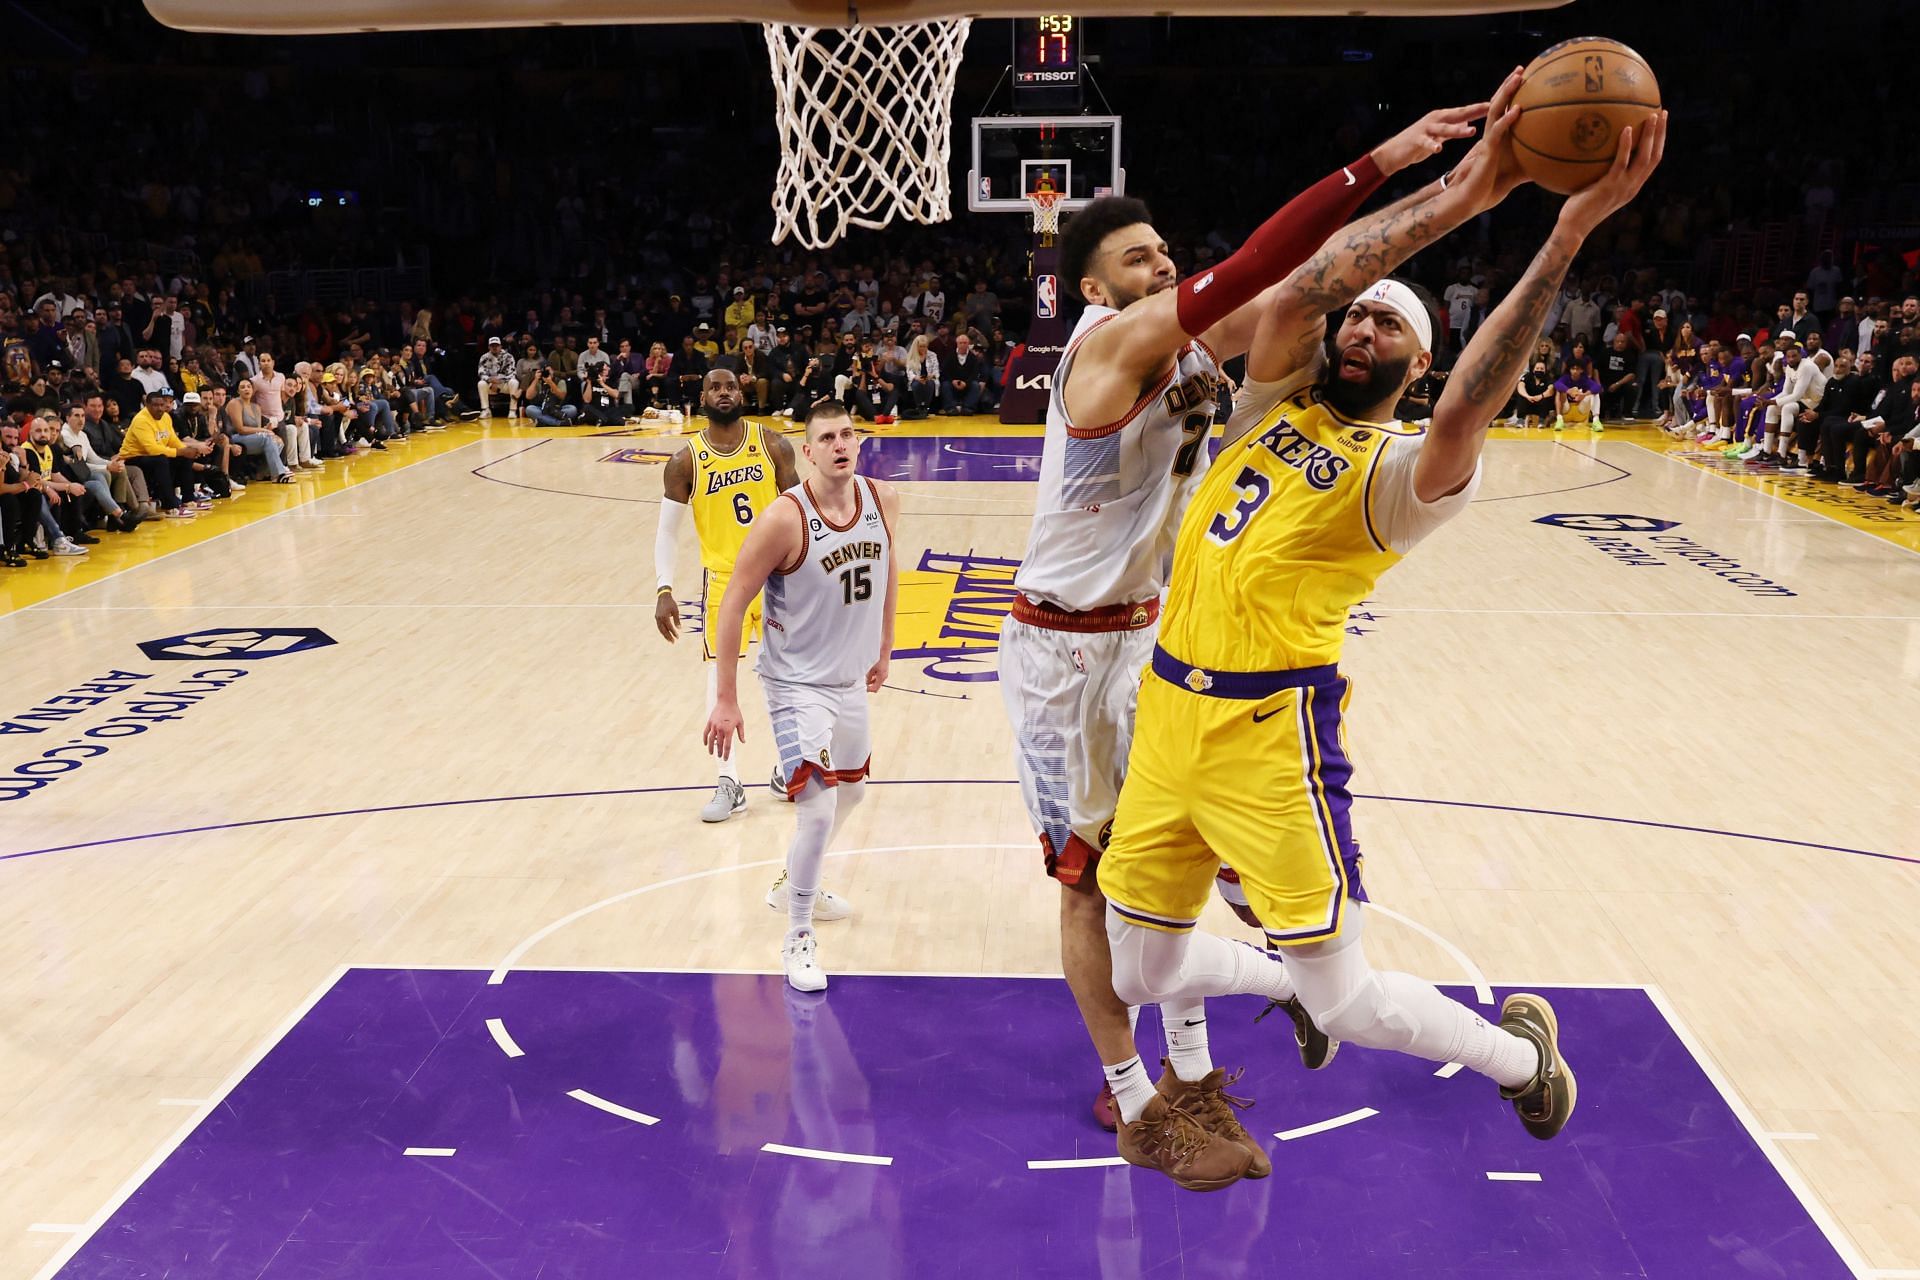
<box><xmin>1560</xmin><ymin>110</ymin><xmax>1668</xmax><ymax>237</ymax></box>
<box><xmin>1439</xmin><ymin>67</ymin><xmax>1528</xmax><ymax>213</ymax></box>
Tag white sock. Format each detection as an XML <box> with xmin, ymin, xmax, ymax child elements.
<box><xmin>705</xmin><ymin>666</ymin><xmax>739</xmax><ymax>783</ymax></box>
<box><xmin>785</xmin><ymin>784</ymin><xmax>834</xmax><ymax>933</ymax></box>
<box><xmin>1162</xmin><ymin>1000</ymin><xmax>1213</xmax><ymax>1082</ymax></box>
<box><xmin>1104</xmin><ymin>1055</ymin><xmax>1158</xmax><ymax>1125</ymax></box>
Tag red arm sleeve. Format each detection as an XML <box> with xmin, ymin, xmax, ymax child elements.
<box><xmin>1173</xmin><ymin>154</ymin><xmax>1387</xmax><ymax>337</ymax></box>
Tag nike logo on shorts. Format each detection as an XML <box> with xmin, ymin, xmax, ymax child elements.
<box><xmin>1251</xmin><ymin>707</ymin><xmax>1284</xmax><ymax>723</ymax></box>
<box><xmin>1342</xmin><ymin>166</ymin><xmax>1357</xmax><ymax>186</ymax></box>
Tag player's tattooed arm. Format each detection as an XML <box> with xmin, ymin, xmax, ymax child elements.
<box><xmin>769</xmin><ymin>431</ymin><xmax>800</xmax><ymax>491</ymax></box>
<box><xmin>1423</xmin><ymin>110</ymin><xmax>1666</xmax><ymax>501</ymax></box>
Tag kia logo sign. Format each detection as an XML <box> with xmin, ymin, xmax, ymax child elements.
<box><xmin>1015</xmin><ymin>374</ymin><xmax>1052</xmax><ymax>391</ymax></box>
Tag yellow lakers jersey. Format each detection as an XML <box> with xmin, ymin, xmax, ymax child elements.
<box><xmin>689</xmin><ymin>422</ymin><xmax>781</xmax><ymax>573</ymax></box>
<box><xmin>1158</xmin><ymin>388</ymin><xmax>1424</xmax><ymax>672</ymax></box>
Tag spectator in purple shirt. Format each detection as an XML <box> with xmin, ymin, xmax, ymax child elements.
<box><xmin>1553</xmin><ymin>357</ymin><xmax>1604</xmax><ymax>432</ymax></box>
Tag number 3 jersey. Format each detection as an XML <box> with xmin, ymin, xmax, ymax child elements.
<box><xmin>1157</xmin><ymin>356</ymin><xmax>1482</xmax><ymax>674</ymax></box>
<box><xmin>1012</xmin><ymin>303</ymin><xmax>1225</xmax><ymax>612</ymax></box>
<box><xmin>758</xmin><ymin>476</ymin><xmax>893</xmax><ymax>688</ymax></box>
<box><xmin>689</xmin><ymin>421</ymin><xmax>781</xmax><ymax>573</ymax></box>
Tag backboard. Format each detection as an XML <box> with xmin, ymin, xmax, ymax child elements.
<box><xmin>968</xmin><ymin>116</ymin><xmax>1123</xmax><ymax>215</ymax></box>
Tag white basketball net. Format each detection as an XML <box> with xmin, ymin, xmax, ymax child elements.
<box><xmin>1026</xmin><ymin>189</ymin><xmax>1063</xmax><ymax>237</ymax></box>
<box><xmin>764</xmin><ymin>18</ymin><xmax>973</xmax><ymax>250</ymax></box>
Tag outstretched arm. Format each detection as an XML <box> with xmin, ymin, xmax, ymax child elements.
<box><xmin>1065</xmin><ymin>103</ymin><xmax>1487</xmax><ymax>429</ymax></box>
<box><xmin>1250</xmin><ymin>68</ymin><xmax>1529</xmax><ymax>386</ymax></box>
<box><xmin>702</xmin><ymin>497</ymin><xmax>805</xmax><ymax>759</ymax></box>
<box><xmin>1423</xmin><ymin>111</ymin><xmax>1668</xmax><ymax>501</ymax></box>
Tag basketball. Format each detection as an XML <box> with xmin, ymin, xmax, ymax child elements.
<box><xmin>1510</xmin><ymin>37</ymin><xmax>1661</xmax><ymax>195</ymax></box>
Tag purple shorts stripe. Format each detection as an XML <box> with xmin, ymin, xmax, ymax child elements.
<box><xmin>1308</xmin><ymin>677</ymin><xmax>1368</xmax><ymax>905</ymax></box>
<box><xmin>1108</xmin><ymin>901</ymin><xmax>1198</xmax><ymax>932</ymax></box>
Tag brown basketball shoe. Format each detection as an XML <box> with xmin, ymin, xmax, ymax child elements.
<box><xmin>1156</xmin><ymin>1061</ymin><xmax>1270</xmax><ymax>1178</ymax></box>
<box><xmin>1115</xmin><ymin>1092</ymin><xmax>1254</xmax><ymax>1192</ymax></box>
<box><xmin>1498</xmin><ymin>993</ymin><xmax>1577</xmax><ymax>1140</ymax></box>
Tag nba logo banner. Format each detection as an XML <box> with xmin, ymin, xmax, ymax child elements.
<box><xmin>1035</xmin><ymin>275</ymin><xmax>1057</xmax><ymax>319</ymax></box>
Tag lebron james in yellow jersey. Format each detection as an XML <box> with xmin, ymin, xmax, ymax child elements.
<box><xmin>1098</xmin><ymin>72</ymin><xmax>1667</xmax><ymax>1189</ymax></box>
<box><xmin>656</xmin><ymin>369</ymin><xmax>799</xmax><ymax>822</ymax></box>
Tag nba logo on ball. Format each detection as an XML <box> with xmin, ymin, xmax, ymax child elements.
<box><xmin>1035</xmin><ymin>275</ymin><xmax>1057</xmax><ymax>319</ymax></box>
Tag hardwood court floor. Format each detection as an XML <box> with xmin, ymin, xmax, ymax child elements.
<box><xmin>2</xmin><ymin>417</ymin><xmax>1916</xmax><ymax>1277</ymax></box>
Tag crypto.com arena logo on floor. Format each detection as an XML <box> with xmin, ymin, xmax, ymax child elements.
<box><xmin>137</xmin><ymin>628</ymin><xmax>339</xmax><ymax>662</ymax></box>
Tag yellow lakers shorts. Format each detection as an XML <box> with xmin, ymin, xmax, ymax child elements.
<box><xmin>701</xmin><ymin>570</ymin><xmax>762</xmax><ymax>661</ymax></box>
<box><xmin>1097</xmin><ymin>647</ymin><xmax>1367</xmax><ymax>948</ymax></box>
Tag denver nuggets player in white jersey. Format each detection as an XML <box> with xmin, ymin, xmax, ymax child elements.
<box><xmin>705</xmin><ymin>399</ymin><xmax>900</xmax><ymax>992</ymax></box>
<box><xmin>999</xmin><ymin>98</ymin><xmax>1493</xmax><ymax>1169</ymax></box>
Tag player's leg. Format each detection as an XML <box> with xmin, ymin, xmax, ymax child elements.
<box><xmin>1218</xmin><ymin>677</ymin><xmax>1576</xmax><ymax>1141</ymax></box>
<box><xmin>997</xmin><ymin>619</ymin><xmax>1145</xmax><ymax>1132</ymax></box>
<box><xmin>762</xmin><ymin>677</ymin><xmax>845</xmax><ymax>992</ymax></box>
<box><xmin>1095</xmin><ymin>680</ymin><xmax>1265</xmax><ymax>1189</ymax></box>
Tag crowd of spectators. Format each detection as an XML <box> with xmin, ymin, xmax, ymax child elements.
<box><xmin>1410</xmin><ymin>260</ymin><xmax>1920</xmax><ymax>505</ymax></box>
<box><xmin>6</xmin><ymin>2</ymin><xmax>1919</xmax><ymax>569</ymax></box>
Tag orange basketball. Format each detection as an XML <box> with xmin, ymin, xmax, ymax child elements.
<box><xmin>1510</xmin><ymin>38</ymin><xmax>1661</xmax><ymax>195</ymax></box>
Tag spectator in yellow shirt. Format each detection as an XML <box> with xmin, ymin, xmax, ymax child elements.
<box><xmin>118</xmin><ymin>388</ymin><xmax>212</xmax><ymax>517</ymax></box>
<box><xmin>724</xmin><ymin>287</ymin><xmax>755</xmax><ymax>338</ymax></box>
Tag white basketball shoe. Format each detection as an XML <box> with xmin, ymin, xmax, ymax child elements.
<box><xmin>782</xmin><ymin>929</ymin><xmax>828</xmax><ymax>993</ymax></box>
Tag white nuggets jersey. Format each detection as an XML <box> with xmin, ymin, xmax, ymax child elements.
<box><xmin>1013</xmin><ymin>304</ymin><xmax>1224</xmax><ymax>612</ymax></box>
<box><xmin>758</xmin><ymin>476</ymin><xmax>893</xmax><ymax>687</ymax></box>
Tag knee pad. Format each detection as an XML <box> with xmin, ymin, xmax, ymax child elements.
<box><xmin>1314</xmin><ymin>970</ymin><xmax>1418</xmax><ymax>1048</ymax></box>
<box><xmin>1105</xmin><ymin>913</ymin><xmax>1182</xmax><ymax>1008</ymax></box>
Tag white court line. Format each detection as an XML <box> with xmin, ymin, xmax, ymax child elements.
<box><xmin>403</xmin><ymin>1147</ymin><xmax>457</xmax><ymax>1158</ymax></box>
<box><xmin>1631</xmin><ymin>441</ymin><xmax>1920</xmax><ymax>563</ymax></box>
<box><xmin>489</xmin><ymin>844</ymin><xmax>1032</xmax><ymax>983</ymax></box>
<box><xmin>1486</xmin><ymin>1172</ymin><xmax>1543</xmax><ymax>1182</ymax></box>
<box><xmin>485</xmin><ymin>1017</ymin><xmax>525</xmax><ymax>1058</ymax></box>
<box><xmin>26</xmin><ymin>1225</ymin><xmax>84</xmax><ymax>1234</ymax></box>
<box><xmin>566</xmin><ymin>1088</ymin><xmax>660</xmax><ymax>1127</ymax></box>
<box><xmin>1366</xmin><ymin>903</ymin><xmax>1494</xmax><ymax>1005</ymax></box>
<box><xmin>761</xmin><ymin>1142</ymin><xmax>893</xmax><ymax>1166</ymax></box>
<box><xmin>1434</xmin><ymin>1062</ymin><xmax>1465</xmax><ymax>1079</ymax></box>
<box><xmin>1763</xmin><ymin>1131</ymin><xmax>1821</xmax><ymax>1142</ymax></box>
<box><xmin>1027</xmin><ymin>1156</ymin><xmax>1127</xmax><ymax>1170</ymax></box>
<box><xmin>1642</xmin><ymin>985</ymin><xmax>1874</xmax><ymax>1277</ymax></box>
<box><xmin>0</xmin><ymin>442</ymin><xmax>481</xmax><ymax>625</ymax></box>
<box><xmin>29</xmin><ymin>965</ymin><xmax>351</xmax><ymax>1280</ymax></box>
<box><xmin>1866</xmin><ymin>1271</ymin><xmax>1920</xmax><ymax>1279</ymax></box>
<box><xmin>1275</xmin><ymin>1107</ymin><xmax>1378</xmax><ymax>1141</ymax></box>
<box><xmin>156</xmin><ymin>1098</ymin><xmax>208</xmax><ymax>1107</ymax></box>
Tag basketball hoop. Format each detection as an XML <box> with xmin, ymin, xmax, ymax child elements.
<box><xmin>1026</xmin><ymin>188</ymin><xmax>1064</xmax><ymax>246</ymax></box>
<box><xmin>764</xmin><ymin>18</ymin><xmax>973</xmax><ymax>250</ymax></box>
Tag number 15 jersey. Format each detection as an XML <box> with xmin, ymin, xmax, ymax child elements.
<box><xmin>759</xmin><ymin>476</ymin><xmax>894</xmax><ymax>688</ymax></box>
<box><xmin>690</xmin><ymin>421</ymin><xmax>781</xmax><ymax>573</ymax></box>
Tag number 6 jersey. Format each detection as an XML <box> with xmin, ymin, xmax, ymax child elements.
<box><xmin>690</xmin><ymin>421</ymin><xmax>781</xmax><ymax>573</ymax></box>
<box><xmin>758</xmin><ymin>476</ymin><xmax>893</xmax><ymax>688</ymax></box>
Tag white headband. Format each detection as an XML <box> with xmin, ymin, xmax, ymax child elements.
<box><xmin>1357</xmin><ymin>279</ymin><xmax>1433</xmax><ymax>353</ymax></box>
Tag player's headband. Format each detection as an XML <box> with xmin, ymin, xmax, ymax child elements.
<box><xmin>1357</xmin><ymin>279</ymin><xmax>1433</xmax><ymax>353</ymax></box>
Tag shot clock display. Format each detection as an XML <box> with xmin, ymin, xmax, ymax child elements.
<box><xmin>1014</xmin><ymin>15</ymin><xmax>1081</xmax><ymax>89</ymax></box>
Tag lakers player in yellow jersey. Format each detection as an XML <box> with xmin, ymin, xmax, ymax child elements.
<box><xmin>1098</xmin><ymin>81</ymin><xmax>1667</xmax><ymax>1188</ymax></box>
<box><xmin>656</xmin><ymin>369</ymin><xmax>799</xmax><ymax>822</ymax></box>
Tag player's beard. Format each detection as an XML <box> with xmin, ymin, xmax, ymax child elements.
<box><xmin>705</xmin><ymin>401</ymin><xmax>744</xmax><ymax>427</ymax></box>
<box><xmin>1322</xmin><ymin>347</ymin><xmax>1413</xmax><ymax>420</ymax></box>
